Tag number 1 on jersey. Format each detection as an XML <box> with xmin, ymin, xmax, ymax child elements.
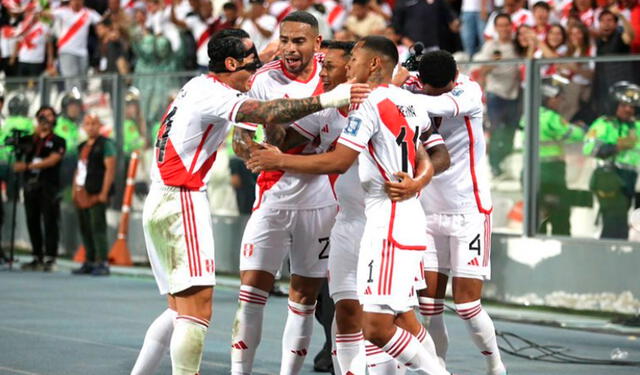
<box><xmin>395</xmin><ymin>125</ymin><xmax>420</xmax><ymax>173</ymax></box>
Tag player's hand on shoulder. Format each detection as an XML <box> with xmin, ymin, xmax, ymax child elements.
<box><xmin>247</xmin><ymin>143</ymin><xmax>284</xmax><ymax>173</ymax></box>
<box><xmin>384</xmin><ymin>171</ymin><xmax>422</xmax><ymax>201</ymax></box>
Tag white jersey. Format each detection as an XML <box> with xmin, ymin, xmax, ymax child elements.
<box><xmin>150</xmin><ymin>74</ymin><xmax>253</xmax><ymax>191</ymax></box>
<box><xmin>248</xmin><ymin>55</ymin><xmax>337</xmax><ymax>210</ymax></box>
<box><xmin>184</xmin><ymin>15</ymin><xmax>216</xmax><ymax>67</ymax></box>
<box><xmin>417</xmin><ymin>74</ymin><xmax>492</xmax><ymax>214</ymax></box>
<box><xmin>52</xmin><ymin>6</ymin><xmax>101</xmax><ymax>57</ymax></box>
<box><xmin>338</xmin><ymin>85</ymin><xmax>431</xmax><ymax>202</ymax></box>
<box><xmin>334</xmin><ymin>161</ymin><xmax>365</xmax><ymax>221</ymax></box>
<box><xmin>18</xmin><ymin>21</ymin><xmax>51</xmax><ymax>63</ymax></box>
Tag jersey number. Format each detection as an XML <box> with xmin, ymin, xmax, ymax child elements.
<box><xmin>156</xmin><ymin>106</ymin><xmax>178</xmax><ymax>163</ymax></box>
<box><xmin>395</xmin><ymin>125</ymin><xmax>420</xmax><ymax>173</ymax></box>
<box><xmin>469</xmin><ymin>234</ymin><xmax>481</xmax><ymax>256</ymax></box>
<box><xmin>318</xmin><ymin>237</ymin><xmax>329</xmax><ymax>259</ymax></box>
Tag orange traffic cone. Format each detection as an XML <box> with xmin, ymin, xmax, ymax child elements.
<box><xmin>73</xmin><ymin>245</ymin><xmax>86</xmax><ymax>263</ymax></box>
<box><xmin>107</xmin><ymin>151</ymin><xmax>139</xmax><ymax>266</ymax></box>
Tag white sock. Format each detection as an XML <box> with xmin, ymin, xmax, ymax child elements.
<box><xmin>131</xmin><ymin>308</ymin><xmax>177</xmax><ymax>375</ymax></box>
<box><xmin>170</xmin><ymin>315</ymin><xmax>208</xmax><ymax>375</ymax></box>
<box><xmin>380</xmin><ymin>328</ymin><xmax>448</xmax><ymax>375</ymax></box>
<box><xmin>366</xmin><ymin>340</ymin><xmax>398</xmax><ymax>375</ymax></box>
<box><xmin>456</xmin><ymin>300</ymin><xmax>506</xmax><ymax>375</ymax></box>
<box><xmin>419</xmin><ymin>297</ymin><xmax>448</xmax><ymax>366</ymax></box>
<box><xmin>335</xmin><ymin>331</ymin><xmax>365</xmax><ymax>374</ymax></box>
<box><xmin>331</xmin><ymin>318</ymin><xmax>341</xmax><ymax>375</ymax></box>
<box><xmin>416</xmin><ymin>325</ymin><xmax>439</xmax><ymax>361</ymax></box>
<box><xmin>231</xmin><ymin>285</ymin><xmax>268</xmax><ymax>375</ymax></box>
<box><xmin>280</xmin><ymin>300</ymin><xmax>315</xmax><ymax>375</ymax></box>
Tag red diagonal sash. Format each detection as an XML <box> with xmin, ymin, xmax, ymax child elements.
<box><xmin>196</xmin><ymin>25</ymin><xmax>214</xmax><ymax>51</ymax></box>
<box><xmin>57</xmin><ymin>10</ymin><xmax>89</xmax><ymax>49</ymax></box>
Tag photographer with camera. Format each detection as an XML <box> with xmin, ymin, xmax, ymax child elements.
<box><xmin>16</xmin><ymin>106</ymin><xmax>66</xmax><ymax>271</ymax></box>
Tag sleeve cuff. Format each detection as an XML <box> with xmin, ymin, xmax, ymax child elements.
<box><xmin>228</xmin><ymin>97</ymin><xmax>250</xmax><ymax>123</ymax></box>
<box><xmin>338</xmin><ymin>136</ymin><xmax>366</xmax><ymax>151</ymax></box>
<box><xmin>234</xmin><ymin>122</ymin><xmax>259</xmax><ymax>131</ymax></box>
<box><xmin>423</xmin><ymin>135</ymin><xmax>445</xmax><ymax>149</ymax></box>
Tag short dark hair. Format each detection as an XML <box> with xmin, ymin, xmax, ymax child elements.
<box><xmin>352</xmin><ymin>0</ymin><xmax>369</xmax><ymax>6</ymax></box>
<box><xmin>36</xmin><ymin>105</ymin><xmax>57</xmax><ymax>124</ymax></box>
<box><xmin>207</xmin><ymin>33</ymin><xmax>249</xmax><ymax>72</ymax></box>
<box><xmin>222</xmin><ymin>2</ymin><xmax>237</xmax><ymax>11</ymax></box>
<box><xmin>325</xmin><ymin>40</ymin><xmax>355</xmax><ymax>56</ymax></box>
<box><xmin>598</xmin><ymin>9</ymin><xmax>618</xmax><ymax>22</ymax></box>
<box><xmin>494</xmin><ymin>12</ymin><xmax>512</xmax><ymax>26</ymax></box>
<box><xmin>532</xmin><ymin>1</ymin><xmax>550</xmax><ymax>11</ymax></box>
<box><xmin>359</xmin><ymin>35</ymin><xmax>398</xmax><ymax>66</ymax></box>
<box><xmin>282</xmin><ymin>11</ymin><xmax>319</xmax><ymax>32</ymax></box>
<box><xmin>418</xmin><ymin>50</ymin><xmax>457</xmax><ymax>88</ymax></box>
<box><xmin>214</xmin><ymin>28</ymin><xmax>250</xmax><ymax>39</ymax></box>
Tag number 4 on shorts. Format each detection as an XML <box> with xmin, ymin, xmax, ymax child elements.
<box><xmin>469</xmin><ymin>234</ymin><xmax>481</xmax><ymax>256</ymax></box>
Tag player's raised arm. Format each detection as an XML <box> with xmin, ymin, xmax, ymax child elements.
<box><xmin>235</xmin><ymin>83</ymin><xmax>370</xmax><ymax>125</ymax></box>
<box><xmin>247</xmin><ymin>143</ymin><xmax>360</xmax><ymax>175</ymax></box>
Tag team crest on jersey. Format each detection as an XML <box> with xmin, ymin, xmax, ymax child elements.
<box><xmin>451</xmin><ymin>87</ymin><xmax>463</xmax><ymax>97</ymax></box>
<box><xmin>344</xmin><ymin>117</ymin><xmax>361</xmax><ymax>136</ymax></box>
<box><xmin>205</xmin><ymin>259</ymin><xmax>215</xmax><ymax>274</ymax></box>
<box><xmin>243</xmin><ymin>243</ymin><xmax>255</xmax><ymax>257</ymax></box>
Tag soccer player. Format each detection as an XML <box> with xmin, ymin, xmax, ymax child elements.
<box><xmin>248</xmin><ymin>36</ymin><xmax>452</xmax><ymax>375</ymax></box>
<box><xmin>230</xmin><ymin>11</ymin><xmax>340</xmax><ymax>375</ymax></box>
<box><xmin>410</xmin><ymin>50</ymin><xmax>507</xmax><ymax>375</ymax></box>
<box><xmin>134</xmin><ymin>30</ymin><xmax>369</xmax><ymax>375</ymax></box>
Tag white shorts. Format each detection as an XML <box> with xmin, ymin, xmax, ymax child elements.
<box><xmin>423</xmin><ymin>212</ymin><xmax>492</xmax><ymax>280</ymax></box>
<box><xmin>143</xmin><ymin>186</ymin><xmax>216</xmax><ymax>295</ymax></box>
<box><xmin>357</xmin><ymin>199</ymin><xmax>426</xmax><ymax>313</ymax></box>
<box><xmin>328</xmin><ymin>215</ymin><xmax>365</xmax><ymax>302</ymax></box>
<box><xmin>240</xmin><ymin>206</ymin><xmax>337</xmax><ymax>278</ymax></box>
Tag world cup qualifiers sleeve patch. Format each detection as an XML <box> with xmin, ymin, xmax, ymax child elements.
<box><xmin>344</xmin><ymin>117</ymin><xmax>362</xmax><ymax>136</ymax></box>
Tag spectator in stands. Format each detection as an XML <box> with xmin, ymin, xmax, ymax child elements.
<box><xmin>103</xmin><ymin>0</ymin><xmax>133</xmax><ymax>38</ymax></box>
<box><xmin>12</xmin><ymin>13</ymin><xmax>53</xmax><ymax>78</ymax></box>
<box><xmin>514</xmin><ymin>23</ymin><xmax>536</xmax><ymax>57</ymax></box>
<box><xmin>532</xmin><ymin>1</ymin><xmax>551</xmax><ymax>41</ymax></box>
<box><xmin>344</xmin><ymin>0</ymin><xmax>386</xmax><ymax>38</ymax></box>
<box><xmin>484</xmin><ymin>0</ymin><xmax>533</xmax><ymax>40</ymax></box>
<box><xmin>475</xmin><ymin>13</ymin><xmax>521</xmax><ymax>178</ymax></box>
<box><xmin>629</xmin><ymin>0</ymin><xmax>640</xmax><ymax>53</ymax></box>
<box><xmin>1</xmin><ymin>5</ymin><xmax>24</xmax><ymax>80</ymax></box>
<box><xmin>593</xmin><ymin>9</ymin><xmax>636</xmax><ymax>114</ymax></box>
<box><xmin>392</xmin><ymin>0</ymin><xmax>459</xmax><ymax>51</ymax></box>
<box><xmin>94</xmin><ymin>19</ymin><xmax>130</xmax><ymax>83</ymax></box>
<box><xmin>460</xmin><ymin>0</ymin><xmax>492</xmax><ymax>56</ymax></box>
<box><xmin>290</xmin><ymin>0</ymin><xmax>333</xmax><ymax>39</ymax></box>
<box><xmin>559</xmin><ymin>22</ymin><xmax>594</xmax><ymax>121</ymax></box>
<box><xmin>560</xmin><ymin>0</ymin><xmax>596</xmax><ymax>29</ymax></box>
<box><xmin>48</xmin><ymin>0</ymin><xmax>102</xmax><ymax>90</ymax></box>
<box><xmin>16</xmin><ymin>106</ymin><xmax>66</xmax><ymax>272</ymax></box>
<box><xmin>218</xmin><ymin>2</ymin><xmax>241</xmax><ymax>30</ymax></box>
<box><xmin>240</xmin><ymin>0</ymin><xmax>277</xmax><ymax>53</ymax></box>
<box><xmin>170</xmin><ymin>0</ymin><xmax>216</xmax><ymax>71</ymax></box>
<box><xmin>71</xmin><ymin>114</ymin><xmax>116</xmax><ymax>276</ymax></box>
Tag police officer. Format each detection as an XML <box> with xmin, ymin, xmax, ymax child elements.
<box><xmin>55</xmin><ymin>89</ymin><xmax>83</xmax><ymax>189</ymax></box>
<box><xmin>535</xmin><ymin>76</ymin><xmax>585</xmax><ymax>235</ymax></box>
<box><xmin>123</xmin><ymin>87</ymin><xmax>145</xmax><ymax>154</ymax></box>
<box><xmin>16</xmin><ymin>106</ymin><xmax>66</xmax><ymax>271</ymax></box>
<box><xmin>584</xmin><ymin>81</ymin><xmax>640</xmax><ymax>239</ymax></box>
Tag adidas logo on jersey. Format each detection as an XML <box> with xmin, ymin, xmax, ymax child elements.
<box><xmin>231</xmin><ymin>341</ymin><xmax>248</xmax><ymax>350</ymax></box>
<box><xmin>364</xmin><ymin>286</ymin><xmax>372</xmax><ymax>295</ymax></box>
<box><xmin>205</xmin><ymin>259</ymin><xmax>214</xmax><ymax>274</ymax></box>
<box><xmin>467</xmin><ymin>258</ymin><xmax>480</xmax><ymax>266</ymax></box>
<box><xmin>321</xmin><ymin>124</ymin><xmax>329</xmax><ymax>133</ymax></box>
<box><xmin>290</xmin><ymin>349</ymin><xmax>307</xmax><ymax>356</ymax></box>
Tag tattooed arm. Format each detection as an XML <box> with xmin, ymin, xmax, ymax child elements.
<box><xmin>236</xmin><ymin>97</ymin><xmax>324</xmax><ymax>126</ymax></box>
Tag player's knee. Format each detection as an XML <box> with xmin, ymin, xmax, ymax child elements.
<box><xmin>335</xmin><ymin>300</ymin><xmax>362</xmax><ymax>332</ymax></box>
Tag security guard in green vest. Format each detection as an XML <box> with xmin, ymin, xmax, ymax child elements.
<box><xmin>0</xmin><ymin>93</ymin><xmax>35</xmax><ymax>165</ymax></box>
<box><xmin>535</xmin><ymin>76</ymin><xmax>586</xmax><ymax>235</ymax></box>
<box><xmin>584</xmin><ymin>81</ymin><xmax>640</xmax><ymax>239</ymax></box>
<box><xmin>123</xmin><ymin>87</ymin><xmax>145</xmax><ymax>154</ymax></box>
<box><xmin>55</xmin><ymin>89</ymin><xmax>84</xmax><ymax>190</ymax></box>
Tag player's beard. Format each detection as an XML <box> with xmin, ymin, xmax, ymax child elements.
<box><xmin>283</xmin><ymin>54</ymin><xmax>309</xmax><ymax>75</ymax></box>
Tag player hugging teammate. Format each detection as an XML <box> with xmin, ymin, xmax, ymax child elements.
<box><xmin>132</xmin><ymin>11</ymin><xmax>505</xmax><ymax>375</ymax></box>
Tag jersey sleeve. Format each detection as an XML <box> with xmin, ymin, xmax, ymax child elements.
<box><xmin>200</xmin><ymin>88</ymin><xmax>250</xmax><ymax>123</ymax></box>
<box><xmin>103</xmin><ymin>138</ymin><xmax>116</xmax><ymax>157</ymax></box>
<box><xmin>290</xmin><ymin>112</ymin><xmax>322</xmax><ymax>141</ymax></box>
<box><xmin>337</xmin><ymin>103</ymin><xmax>376</xmax><ymax>152</ymax></box>
<box><xmin>423</xmin><ymin>131</ymin><xmax>444</xmax><ymax>149</ymax></box>
<box><xmin>89</xmin><ymin>9</ymin><xmax>102</xmax><ymax>24</ymax></box>
<box><xmin>421</xmin><ymin>83</ymin><xmax>482</xmax><ymax>118</ymax></box>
